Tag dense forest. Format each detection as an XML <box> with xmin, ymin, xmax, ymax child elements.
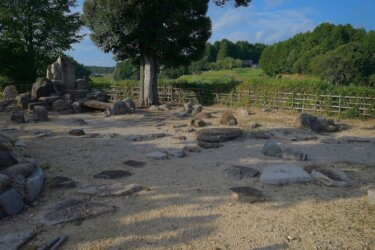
<box><xmin>113</xmin><ymin>40</ymin><xmax>266</xmax><ymax>80</ymax></box>
<box><xmin>260</xmin><ymin>23</ymin><xmax>375</xmax><ymax>86</ymax></box>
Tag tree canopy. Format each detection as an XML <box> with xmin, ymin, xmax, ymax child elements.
<box><xmin>0</xmin><ymin>0</ymin><xmax>82</xmax><ymax>85</ymax></box>
<box><xmin>83</xmin><ymin>0</ymin><xmax>211</xmax><ymax>105</ymax></box>
<box><xmin>259</xmin><ymin>23</ymin><xmax>375</xmax><ymax>86</ymax></box>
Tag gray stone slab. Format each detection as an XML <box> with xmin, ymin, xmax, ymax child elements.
<box><xmin>25</xmin><ymin>167</ymin><xmax>44</xmax><ymax>203</ymax></box>
<box><xmin>77</xmin><ymin>183</ymin><xmax>142</xmax><ymax>197</ymax></box>
<box><xmin>260</xmin><ymin>164</ymin><xmax>312</xmax><ymax>185</ymax></box>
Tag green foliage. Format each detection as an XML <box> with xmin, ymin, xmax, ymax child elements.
<box><xmin>113</xmin><ymin>61</ymin><xmax>139</xmax><ymax>81</ymax></box>
<box><xmin>86</xmin><ymin>66</ymin><xmax>114</xmax><ymax>75</ymax></box>
<box><xmin>0</xmin><ymin>75</ymin><xmax>13</xmax><ymax>91</ymax></box>
<box><xmin>0</xmin><ymin>0</ymin><xmax>82</xmax><ymax>86</ymax></box>
<box><xmin>260</xmin><ymin>23</ymin><xmax>374</xmax><ymax>86</ymax></box>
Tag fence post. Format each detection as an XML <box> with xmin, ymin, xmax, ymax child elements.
<box><xmin>339</xmin><ymin>94</ymin><xmax>342</xmax><ymax>117</ymax></box>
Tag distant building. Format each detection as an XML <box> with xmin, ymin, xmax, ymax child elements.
<box><xmin>242</xmin><ymin>60</ymin><xmax>253</xmax><ymax>67</ymax></box>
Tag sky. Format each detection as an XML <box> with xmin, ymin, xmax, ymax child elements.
<box><xmin>66</xmin><ymin>0</ymin><xmax>375</xmax><ymax>67</ymax></box>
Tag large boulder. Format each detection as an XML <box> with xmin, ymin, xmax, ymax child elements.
<box><xmin>31</xmin><ymin>78</ymin><xmax>52</xmax><ymax>99</ymax></box>
<box><xmin>32</xmin><ymin>105</ymin><xmax>49</xmax><ymax>121</ymax></box>
<box><xmin>16</xmin><ymin>93</ymin><xmax>30</xmax><ymax>109</ymax></box>
<box><xmin>123</xmin><ymin>98</ymin><xmax>136</xmax><ymax>110</ymax></box>
<box><xmin>111</xmin><ymin>100</ymin><xmax>131</xmax><ymax>115</ymax></box>
<box><xmin>300</xmin><ymin>113</ymin><xmax>339</xmax><ymax>133</ymax></box>
<box><xmin>46</xmin><ymin>56</ymin><xmax>76</xmax><ymax>90</ymax></box>
<box><xmin>2</xmin><ymin>85</ymin><xmax>18</xmax><ymax>100</ymax></box>
<box><xmin>220</xmin><ymin>112</ymin><xmax>238</xmax><ymax>126</ymax></box>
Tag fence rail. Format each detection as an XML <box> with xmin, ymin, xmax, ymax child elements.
<box><xmin>106</xmin><ymin>85</ymin><xmax>375</xmax><ymax>118</ymax></box>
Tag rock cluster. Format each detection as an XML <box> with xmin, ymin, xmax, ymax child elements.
<box><xmin>300</xmin><ymin>113</ymin><xmax>346</xmax><ymax>133</ymax></box>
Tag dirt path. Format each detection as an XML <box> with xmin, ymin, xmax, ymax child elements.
<box><xmin>1</xmin><ymin>107</ymin><xmax>375</xmax><ymax>250</ymax></box>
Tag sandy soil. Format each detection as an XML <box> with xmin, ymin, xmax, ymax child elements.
<box><xmin>1</xmin><ymin>106</ymin><xmax>375</xmax><ymax>250</ymax></box>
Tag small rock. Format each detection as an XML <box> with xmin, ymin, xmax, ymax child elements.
<box><xmin>2</xmin><ymin>85</ymin><xmax>18</xmax><ymax>100</ymax></box>
<box><xmin>78</xmin><ymin>183</ymin><xmax>142</xmax><ymax>197</ymax></box>
<box><xmin>69</xmin><ymin>129</ymin><xmax>85</xmax><ymax>136</ymax></box>
<box><xmin>146</xmin><ymin>151</ymin><xmax>168</xmax><ymax>160</ymax></box>
<box><xmin>260</xmin><ymin>164</ymin><xmax>312</xmax><ymax>185</ymax></box>
<box><xmin>219</xmin><ymin>112</ymin><xmax>238</xmax><ymax>126</ymax></box>
<box><xmin>25</xmin><ymin>167</ymin><xmax>44</xmax><ymax>203</ymax></box>
<box><xmin>176</xmin><ymin>112</ymin><xmax>189</xmax><ymax>118</ymax></box>
<box><xmin>306</xmin><ymin>165</ymin><xmax>352</xmax><ymax>187</ymax></box>
<box><xmin>368</xmin><ymin>187</ymin><xmax>375</xmax><ymax>205</ymax></box>
<box><xmin>159</xmin><ymin>103</ymin><xmax>172</xmax><ymax>111</ymax></box>
<box><xmin>230</xmin><ymin>187</ymin><xmax>265</xmax><ymax>203</ymax></box>
<box><xmin>93</xmin><ymin>170</ymin><xmax>132</xmax><ymax>179</ymax></box>
<box><xmin>223</xmin><ymin>166</ymin><xmax>259</xmax><ymax>180</ymax></box>
<box><xmin>123</xmin><ymin>160</ymin><xmax>146</xmax><ymax>168</ymax></box>
<box><xmin>15</xmin><ymin>141</ymin><xmax>27</xmax><ymax>150</ymax></box>
<box><xmin>0</xmin><ymin>231</ymin><xmax>36</xmax><ymax>250</ymax></box>
<box><xmin>191</xmin><ymin>104</ymin><xmax>203</xmax><ymax>115</ymax></box>
<box><xmin>168</xmin><ymin>149</ymin><xmax>186</xmax><ymax>158</ymax></box>
<box><xmin>42</xmin><ymin>199</ymin><xmax>115</xmax><ymax>225</ymax></box>
<box><xmin>190</xmin><ymin>119</ymin><xmax>206</xmax><ymax>127</ymax></box>
<box><xmin>0</xmin><ymin>150</ymin><xmax>17</xmax><ymax>169</ymax></box>
<box><xmin>32</xmin><ymin>105</ymin><xmax>49</xmax><ymax>122</ymax></box>
<box><xmin>183</xmin><ymin>146</ymin><xmax>201</xmax><ymax>153</ymax></box>
<box><xmin>250</xmin><ymin>123</ymin><xmax>261</xmax><ymax>129</ymax></box>
<box><xmin>74</xmin><ymin>119</ymin><xmax>87</xmax><ymax>125</ymax></box>
<box><xmin>262</xmin><ymin>140</ymin><xmax>282</xmax><ymax>157</ymax></box>
<box><xmin>0</xmin><ymin>188</ymin><xmax>25</xmax><ymax>216</ymax></box>
<box><xmin>10</xmin><ymin>111</ymin><xmax>25</xmax><ymax>123</ymax></box>
<box><xmin>173</xmin><ymin>135</ymin><xmax>186</xmax><ymax>140</ymax></box>
<box><xmin>47</xmin><ymin>176</ymin><xmax>77</xmax><ymax>189</ymax></box>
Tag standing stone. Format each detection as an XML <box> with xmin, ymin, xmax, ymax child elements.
<box><xmin>184</xmin><ymin>101</ymin><xmax>193</xmax><ymax>114</ymax></box>
<box><xmin>10</xmin><ymin>111</ymin><xmax>25</xmax><ymax>123</ymax></box>
<box><xmin>72</xmin><ymin>102</ymin><xmax>82</xmax><ymax>113</ymax></box>
<box><xmin>31</xmin><ymin>78</ymin><xmax>52</xmax><ymax>99</ymax></box>
<box><xmin>16</xmin><ymin>93</ymin><xmax>30</xmax><ymax>109</ymax></box>
<box><xmin>32</xmin><ymin>105</ymin><xmax>49</xmax><ymax>121</ymax></box>
<box><xmin>2</xmin><ymin>85</ymin><xmax>18</xmax><ymax>100</ymax></box>
<box><xmin>25</xmin><ymin>167</ymin><xmax>44</xmax><ymax>203</ymax></box>
<box><xmin>0</xmin><ymin>188</ymin><xmax>25</xmax><ymax>216</ymax></box>
<box><xmin>46</xmin><ymin>56</ymin><xmax>77</xmax><ymax>90</ymax></box>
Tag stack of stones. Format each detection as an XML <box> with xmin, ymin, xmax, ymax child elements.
<box><xmin>0</xmin><ymin>146</ymin><xmax>44</xmax><ymax>217</ymax></box>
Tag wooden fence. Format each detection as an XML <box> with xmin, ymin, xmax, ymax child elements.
<box><xmin>107</xmin><ymin>85</ymin><xmax>375</xmax><ymax>118</ymax></box>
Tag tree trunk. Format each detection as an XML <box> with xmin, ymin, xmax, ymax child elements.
<box><xmin>143</xmin><ymin>52</ymin><xmax>159</xmax><ymax>106</ymax></box>
<box><xmin>138</xmin><ymin>56</ymin><xmax>145</xmax><ymax>106</ymax></box>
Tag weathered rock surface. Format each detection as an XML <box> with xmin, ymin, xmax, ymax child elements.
<box><xmin>123</xmin><ymin>160</ymin><xmax>146</xmax><ymax>168</ymax></box>
<box><xmin>111</xmin><ymin>100</ymin><xmax>131</xmax><ymax>115</ymax></box>
<box><xmin>0</xmin><ymin>231</ymin><xmax>36</xmax><ymax>250</ymax></box>
<box><xmin>0</xmin><ymin>174</ymin><xmax>10</xmax><ymax>193</ymax></box>
<box><xmin>31</xmin><ymin>78</ymin><xmax>52</xmax><ymax>99</ymax></box>
<box><xmin>167</xmin><ymin>149</ymin><xmax>186</xmax><ymax>158</ymax></box>
<box><xmin>262</xmin><ymin>141</ymin><xmax>282</xmax><ymax>158</ymax></box>
<box><xmin>42</xmin><ymin>199</ymin><xmax>115</xmax><ymax>225</ymax></box>
<box><xmin>93</xmin><ymin>170</ymin><xmax>132</xmax><ymax>179</ymax></box>
<box><xmin>2</xmin><ymin>85</ymin><xmax>18</xmax><ymax>100</ymax></box>
<box><xmin>184</xmin><ymin>101</ymin><xmax>193</xmax><ymax>114</ymax></box>
<box><xmin>305</xmin><ymin>165</ymin><xmax>353</xmax><ymax>187</ymax></box>
<box><xmin>47</xmin><ymin>176</ymin><xmax>77</xmax><ymax>189</ymax></box>
<box><xmin>0</xmin><ymin>188</ymin><xmax>25</xmax><ymax>216</ymax></box>
<box><xmin>52</xmin><ymin>99</ymin><xmax>68</xmax><ymax>111</ymax></box>
<box><xmin>223</xmin><ymin>166</ymin><xmax>260</xmax><ymax>180</ymax></box>
<box><xmin>0</xmin><ymin>151</ymin><xmax>17</xmax><ymax>170</ymax></box>
<box><xmin>220</xmin><ymin>112</ymin><xmax>238</xmax><ymax>126</ymax></box>
<box><xmin>197</xmin><ymin>128</ymin><xmax>242</xmax><ymax>143</ymax></box>
<box><xmin>25</xmin><ymin>167</ymin><xmax>44</xmax><ymax>203</ymax></box>
<box><xmin>183</xmin><ymin>146</ymin><xmax>201</xmax><ymax>153</ymax></box>
<box><xmin>10</xmin><ymin>111</ymin><xmax>25</xmax><ymax>124</ymax></box>
<box><xmin>32</xmin><ymin>105</ymin><xmax>49</xmax><ymax>121</ymax></box>
<box><xmin>78</xmin><ymin>183</ymin><xmax>142</xmax><ymax>197</ymax></box>
<box><xmin>191</xmin><ymin>104</ymin><xmax>203</xmax><ymax>115</ymax></box>
<box><xmin>190</xmin><ymin>119</ymin><xmax>206</xmax><ymax>128</ymax></box>
<box><xmin>147</xmin><ymin>151</ymin><xmax>168</xmax><ymax>160</ymax></box>
<box><xmin>46</xmin><ymin>56</ymin><xmax>76</xmax><ymax>90</ymax></box>
<box><xmin>300</xmin><ymin>113</ymin><xmax>342</xmax><ymax>133</ymax></box>
<box><xmin>72</xmin><ymin>101</ymin><xmax>82</xmax><ymax>113</ymax></box>
<box><xmin>260</xmin><ymin>164</ymin><xmax>312</xmax><ymax>185</ymax></box>
<box><xmin>69</xmin><ymin>129</ymin><xmax>85</xmax><ymax>136</ymax></box>
<box><xmin>123</xmin><ymin>98</ymin><xmax>136</xmax><ymax>110</ymax></box>
<box><xmin>1</xmin><ymin>162</ymin><xmax>35</xmax><ymax>177</ymax></box>
<box><xmin>32</xmin><ymin>129</ymin><xmax>55</xmax><ymax>138</ymax></box>
<box><xmin>230</xmin><ymin>187</ymin><xmax>265</xmax><ymax>203</ymax></box>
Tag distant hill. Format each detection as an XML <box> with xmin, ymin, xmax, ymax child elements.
<box><xmin>86</xmin><ymin>66</ymin><xmax>115</xmax><ymax>75</ymax></box>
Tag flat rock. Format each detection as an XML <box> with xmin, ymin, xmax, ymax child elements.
<box><xmin>74</xmin><ymin>119</ymin><xmax>87</xmax><ymax>125</ymax></box>
<box><xmin>0</xmin><ymin>188</ymin><xmax>25</xmax><ymax>216</ymax></box>
<box><xmin>260</xmin><ymin>164</ymin><xmax>312</xmax><ymax>185</ymax></box>
<box><xmin>78</xmin><ymin>183</ymin><xmax>142</xmax><ymax>197</ymax></box>
<box><xmin>230</xmin><ymin>187</ymin><xmax>265</xmax><ymax>203</ymax></box>
<box><xmin>183</xmin><ymin>146</ymin><xmax>201</xmax><ymax>153</ymax></box>
<box><xmin>93</xmin><ymin>170</ymin><xmax>132</xmax><ymax>179</ymax></box>
<box><xmin>247</xmin><ymin>131</ymin><xmax>271</xmax><ymax>139</ymax></box>
<box><xmin>47</xmin><ymin>176</ymin><xmax>77</xmax><ymax>189</ymax></box>
<box><xmin>32</xmin><ymin>129</ymin><xmax>55</xmax><ymax>138</ymax></box>
<box><xmin>42</xmin><ymin>199</ymin><xmax>115</xmax><ymax>225</ymax></box>
<box><xmin>69</xmin><ymin>129</ymin><xmax>85</xmax><ymax>136</ymax></box>
<box><xmin>223</xmin><ymin>166</ymin><xmax>260</xmax><ymax>180</ymax></box>
<box><xmin>197</xmin><ymin>128</ymin><xmax>242</xmax><ymax>143</ymax></box>
<box><xmin>0</xmin><ymin>231</ymin><xmax>36</xmax><ymax>250</ymax></box>
<box><xmin>147</xmin><ymin>151</ymin><xmax>168</xmax><ymax>160</ymax></box>
<box><xmin>168</xmin><ymin>149</ymin><xmax>186</xmax><ymax>158</ymax></box>
<box><xmin>25</xmin><ymin>167</ymin><xmax>44</xmax><ymax>203</ymax></box>
<box><xmin>123</xmin><ymin>160</ymin><xmax>146</xmax><ymax>168</ymax></box>
<box><xmin>305</xmin><ymin>165</ymin><xmax>352</xmax><ymax>187</ymax></box>
<box><xmin>197</xmin><ymin>141</ymin><xmax>223</xmax><ymax>149</ymax></box>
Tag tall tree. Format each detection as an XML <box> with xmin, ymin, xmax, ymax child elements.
<box><xmin>0</xmin><ymin>0</ymin><xmax>82</xmax><ymax>84</ymax></box>
<box><xmin>83</xmin><ymin>0</ymin><xmax>211</xmax><ymax>106</ymax></box>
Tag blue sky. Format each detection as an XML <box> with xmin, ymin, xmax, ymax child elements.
<box><xmin>66</xmin><ymin>0</ymin><xmax>375</xmax><ymax>67</ymax></box>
